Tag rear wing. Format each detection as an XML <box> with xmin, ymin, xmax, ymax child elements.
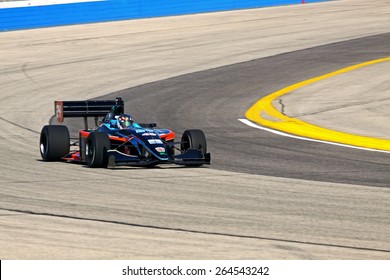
<box><xmin>55</xmin><ymin>97</ymin><xmax>124</xmax><ymax>129</ymax></box>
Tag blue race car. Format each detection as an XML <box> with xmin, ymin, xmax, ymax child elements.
<box><xmin>39</xmin><ymin>97</ymin><xmax>210</xmax><ymax>168</ymax></box>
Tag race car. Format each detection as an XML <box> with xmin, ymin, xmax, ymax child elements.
<box><xmin>39</xmin><ymin>97</ymin><xmax>211</xmax><ymax>168</ymax></box>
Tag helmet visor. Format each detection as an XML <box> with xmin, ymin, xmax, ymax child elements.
<box><xmin>119</xmin><ymin>118</ymin><xmax>133</xmax><ymax>128</ymax></box>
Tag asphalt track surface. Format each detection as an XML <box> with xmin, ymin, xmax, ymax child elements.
<box><xmin>1</xmin><ymin>0</ymin><xmax>390</xmax><ymax>259</ymax></box>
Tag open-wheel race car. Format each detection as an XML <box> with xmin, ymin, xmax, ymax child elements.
<box><xmin>39</xmin><ymin>97</ymin><xmax>211</xmax><ymax>168</ymax></box>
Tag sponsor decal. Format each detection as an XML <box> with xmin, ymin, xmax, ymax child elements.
<box><xmin>155</xmin><ymin>147</ymin><xmax>165</xmax><ymax>153</ymax></box>
<box><xmin>148</xmin><ymin>139</ymin><xmax>163</xmax><ymax>144</ymax></box>
<box><xmin>55</xmin><ymin>101</ymin><xmax>63</xmax><ymax>122</ymax></box>
<box><xmin>136</xmin><ymin>129</ymin><xmax>146</xmax><ymax>133</ymax></box>
<box><xmin>142</xmin><ymin>132</ymin><xmax>157</xmax><ymax>136</ymax></box>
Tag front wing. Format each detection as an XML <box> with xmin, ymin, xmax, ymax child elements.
<box><xmin>107</xmin><ymin>148</ymin><xmax>211</xmax><ymax>167</ymax></box>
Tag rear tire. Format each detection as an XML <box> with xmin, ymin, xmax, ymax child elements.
<box><xmin>86</xmin><ymin>132</ymin><xmax>110</xmax><ymax>168</ymax></box>
<box><xmin>40</xmin><ymin>125</ymin><xmax>70</xmax><ymax>161</ymax></box>
<box><xmin>181</xmin><ymin>129</ymin><xmax>207</xmax><ymax>154</ymax></box>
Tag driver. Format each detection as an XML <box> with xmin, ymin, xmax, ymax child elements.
<box><xmin>100</xmin><ymin>112</ymin><xmax>142</xmax><ymax>132</ymax></box>
<box><xmin>117</xmin><ymin>114</ymin><xmax>134</xmax><ymax>129</ymax></box>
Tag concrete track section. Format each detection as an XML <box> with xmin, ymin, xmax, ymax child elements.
<box><xmin>0</xmin><ymin>0</ymin><xmax>390</xmax><ymax>259</ymax></box>
<box><xmin>246</xmin><ymin>58</ymin><xmax>390</xmax><ymax>151</ymax></box>
<box><xmin>1</xmin><ymin>172</ymin><xmax>389</xmax><ymax>259</ymax></box>
<box><xmin>281</xmin><ymin>59</ymin><xmax>390</xmax><ymax>141</ymax></box>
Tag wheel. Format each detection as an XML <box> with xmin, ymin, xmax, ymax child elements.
<box><xmin>40</xmin><ymin>125</ymin><xmax>70</xmax><ymax>161</ymax></box>
<box><xmin>86</xmin><ymin>132</ymin><xmax>110</xmax><ymax>168</ymax></box>
<box><xmin>181</xmin><ymin>129</ymin><xmax>207</xmax><ymax>154</ymax></box>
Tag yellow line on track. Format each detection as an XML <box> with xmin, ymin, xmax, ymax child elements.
<box><xmin>245</xmin><ymin>57</ymin><xmax>390</xmax><ymax>151</ymax></box>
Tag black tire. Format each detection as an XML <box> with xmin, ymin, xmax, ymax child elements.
<box><xmin>40</xmin><ymin>125</ymin><xmax>70</xmax><ymax>161</ymax></box>
<box><xmin>181</xmin><ymin>129</ymin><xmax>207</xmax><ymax>154</ymax></box>
<box><xmin>86</xmin><ymin>132</ymin><xmax>110</xmax><ymax>168</ymax></box>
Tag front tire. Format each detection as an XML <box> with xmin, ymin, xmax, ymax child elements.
<box><xmin>181</xmin><ymin>129</ymin><xmax>207</xmax><ymax>154</ymax></box>
<box><xmin>86</xmin><ymin>132</ymin><xmax>110</xmax><ymax>168</ymax></box>
<box><xmin>40</xmin><ymin>125</ymin><xmax>70</xmax><ymax>161</ymax></box>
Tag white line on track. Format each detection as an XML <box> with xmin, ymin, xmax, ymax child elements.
<box><xmin>238</xmin><ymin>118</ymin><xmax>390</xmax><ymax>154</ymax></box>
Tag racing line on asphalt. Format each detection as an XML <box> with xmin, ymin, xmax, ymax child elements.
<box><xmin>241</xmin><ymin>57</ymin><xmax>390</xmax><ymax>153</ymax></box>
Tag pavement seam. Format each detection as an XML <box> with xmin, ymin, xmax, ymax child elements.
<box><xmin>2</xmin><ymin>207</ymin><xmax>390</xmax><ymax>254</ymax></box>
